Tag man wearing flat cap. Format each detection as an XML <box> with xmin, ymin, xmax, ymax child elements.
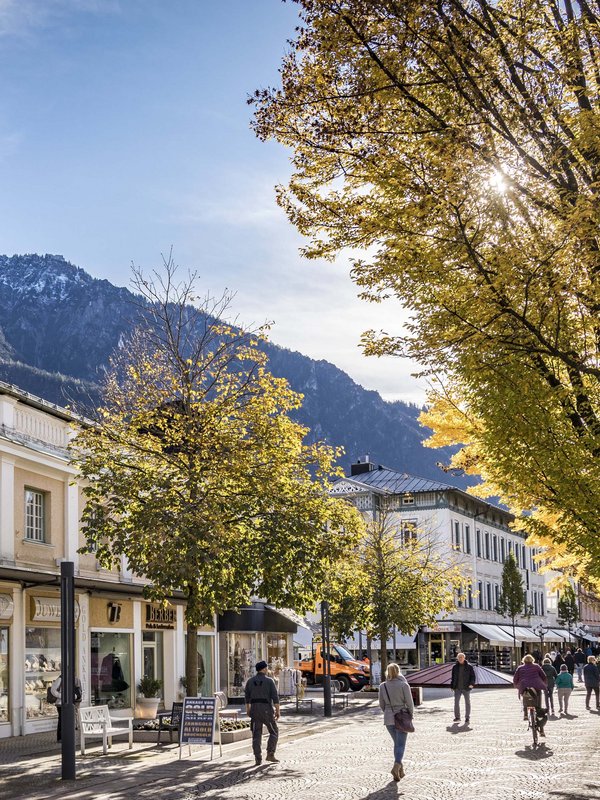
<box><xmin>245</xmin><ymin>660</ymin><xmax>280</xmax><ymax>765</ymax></box>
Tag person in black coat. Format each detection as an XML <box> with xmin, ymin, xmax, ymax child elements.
<box><xmin>583</xmin><ymin>655</ymin><xmax>600</xmax><ymax>710</ymax></box>
<box><xmin>553</xmin><ymin>651</ymin><xmax>565</xmax><ymax>672</ymax></box>
<box><xmin>564</xmin><ymin>650</ymin><xmax>575</xmax><ymax>676</ymax></box>
<box><xmin>450</xmin><ymin>653</ymin><xmax>476</xmax><ymax>724</ymax></box>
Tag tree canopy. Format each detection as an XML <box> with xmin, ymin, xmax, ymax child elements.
<box><xmin>496</xmin><ymin>552</ymin><xmax>528</xmax><ymax>647</ymax></box>
<box><xmin>252</xmin><ymin>0</ymin><xmax>600</xmax><ymax>586</ymax></box>
<box><xmin>70</xmin><ymin>261</ymin><xmax>363</xmax><ymax>692</ymax></box>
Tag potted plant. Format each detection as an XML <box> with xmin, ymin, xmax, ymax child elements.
<box><xmin>135</xmin><ymin>677</ymin><xmax>162</xmax><ymax>719</ymax></box>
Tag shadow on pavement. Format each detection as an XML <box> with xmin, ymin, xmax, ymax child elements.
<box><xmin>548</xmin><ymin>789</ymin><xmax>600</xmax><ymax>800</ymax></box>
<box><xmin>357</xmin><ymin>779</ymin><xmax>403</xmax><ymax>799</ymax></box>
<box><xmin>514</xmin><ymin>743</ymin><xmax>554</xmax><ymax>760</ymax></box>
<box><xmin>445</xmin><ymin>722</ymin><xmax>470</xmax><ymax>734</ymax></box>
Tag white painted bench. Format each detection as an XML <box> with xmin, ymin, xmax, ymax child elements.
<box><xmin>215</xmin><ymin>691</ymin><xmax>239</xmax><ymax>720</ymax></box>
<box><xmin>78</xmin><ymin>705</ymin><xmax>133</xmax><ymax>755</ymax></box>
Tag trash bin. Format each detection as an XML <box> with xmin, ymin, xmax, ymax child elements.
<box><xmin>410</xmin><ymin>686</ymin><xmax>422</xmax><ymax>706</ymax></box>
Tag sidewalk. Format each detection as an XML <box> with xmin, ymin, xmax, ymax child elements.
<box><xmin>3</xmin><ymin>685</ymin><xmax>600</xmax><ymax>800</ymax></box>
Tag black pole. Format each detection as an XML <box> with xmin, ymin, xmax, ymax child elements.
<box><xmin>321</xmin><ymin>601</ymin><xmax>332</xmax><ymax>717</ymax></box>
<box><xmin>60</xmin><ymin>561</ymin><xmax>76</xmax><ymax>780</ymax></box>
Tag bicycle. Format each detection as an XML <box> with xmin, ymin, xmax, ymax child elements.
<box><xmin>527</xmin><ymin>703</ymin><xmax>539</xmax><ymax>748</ymax></box>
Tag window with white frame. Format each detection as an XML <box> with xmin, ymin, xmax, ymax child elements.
<box><xmin>494</xmin><ymin>584</ymin><xmax>500</xmax><ymax>610</ymax></box>
<box><xmin>402</xmin><ymin>493</ymin><xmax>415</xmax><ymax>505</ymax></box>
<box><xmin>486</xmin><ymin>583</ymin><xmax>492</xmax><ymax>610</ymax></box>
<box><xmin>464</xmin><ymin>524</ymin><xmax>471</xmax><ymax>554</ymax></box>
<box><xmin>24</xmin><ymin>489</ymin><xmax>46</xmax><ymax>542</ymax></box>
<box><xmin>484</xmin><ymin>532</ymin><xmax>491</xmax><ymax>560</ymax></box>
<box><xmin>478</xmin><ymin>580</ymin><xmax>483</xmax><ymax>609</ymax></box>
<box><xmin>452</xmin><ymin>521</ymin><xmax>461</xmax><ymax>550</ymax></box>
<box><xmin>400</xmin><ymin>520</ymin><xmax>418</xmax><ymax>545</ymax></box>
<box><xmin>492</xmin><ymin>535</ymin><xmax>498</xmax><ymax>562</ymax></box>
<box><xmin>539</xmin><ymin>592</ymin><xmax>544</xmax><ymax>615</ymax></box>
<box><xmin>467</xmin><ymin>586</ymin><xmax>473</xmax><ymax>608</ymax></box>
<box><xmin>476</xmin><ymin>529</ymin><xmax>482</xmax><ymax>558</ymax></box>
<box><xmin>500</xmin><ymin>538</ymin><xmax>506</xmax><ymax>563</ymax></box>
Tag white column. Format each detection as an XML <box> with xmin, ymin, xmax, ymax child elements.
<box><xmin>212</xmin><ymin>613</ymin><xmax>219</xmax><ymax>695</ymax></box>
<box><xmin>0</xmin><ymin>396</ymin><xmax>17</xmax><ymax>428</ymax></box>
<box><xmin>10</xmin><ymin>586</ymin><xmax>24</xmax><ymax>737</ymax></box>
<box><xmin>64</xmin><ymin>480</ymin><xmax>79</xmax><ymax>565</ymax></box>
<box><xmin>162</xmin><ymin>627</ymin><xmax>176</xmax><ymax>707</ymax></box>
<box><xmin>176</xmin><ymin>607</ymin><xmax>185</xmax><ymax>697</ymax></box>
<box><xmin>133</xmin><ymin>601</ymin><xmax>142</xmax><ymax>708</ymax></box>
<box><xmin>78</xmin><ymin>593</ymin><xmax>90</xmax><ymax>706</ymax></box>
<box><xmin>0</xmin><ymin>457</ymin><xmax>15</xmax><ymax>562</ymax></box>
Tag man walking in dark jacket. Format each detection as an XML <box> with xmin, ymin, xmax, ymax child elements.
<box><xmin>450</xmin><ymin>653</ymin><xmax>476</xmax><ymax>724</ymax></box>
<box><xmin>245</xmin><ymin>661</ymin><xmax>280</xmax><ymax>766</ymax></box>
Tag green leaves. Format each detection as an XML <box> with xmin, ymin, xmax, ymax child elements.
<box><xmin>71</xmin><ymin>263</ymin><xmax>363</xmax><ymax>636</ymax></box>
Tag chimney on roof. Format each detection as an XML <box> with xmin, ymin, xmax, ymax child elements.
<box><xmin>350</xmin><ymin>455</ymin><xmax>376</xmax><ymax>476</ymax></box>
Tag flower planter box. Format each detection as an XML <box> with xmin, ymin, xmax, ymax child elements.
<box><xmin>220</xmin><ymin>728</ymin><xmax>252</xmax><ymax>744</ymax></box>
<box><xmin>133</xmin><ymin>729</ymin><xmax>177</xmax><ymax>743</ymax></box>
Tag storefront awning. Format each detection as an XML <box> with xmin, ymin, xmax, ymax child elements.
<box><xmin>546</xmin><ymin>627</ymin><xmax>576</xmax><ymax>642</ymax></box>
<box><xmin>264</xmin><ymin>606</ymin><xmax>310</xmax><ymax>630</ymax></box>
<box><xmin>463</xmin><ymin>623</ymin><xmax>516</xmax><ymax>647</ymax></box>
<box><xmin>343</xmin><ymin>632</ymin><xmax>417</xmax><ymax>651</ymax></box>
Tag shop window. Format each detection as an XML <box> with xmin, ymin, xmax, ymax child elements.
<box><xmin>24</xmin><ymin>489</ymin><xmax>46</xmax><ymax>543</ymax></box>
<box><xmin>266</xmin><ymin>633</ymin><xmax>289</xmax><ymax>677</ymax></box>
<box><xmin>25</xmin><ymin>627</ymin><xmax>61</xmax><ymax>719</ymax></box>
<box><xmin>0</xmin><ymin>627</ymin><xmax>8</xmax><ymax>722</ymax></box>
<box><xmin>91</xmin><ymin>631</ymin><xmax>132</xmax><ymax>710</ymax></box>
<box><xmin>227</xmin><ymin>633</ymin><xmax>260</xmax><ymax>697</ymax></box>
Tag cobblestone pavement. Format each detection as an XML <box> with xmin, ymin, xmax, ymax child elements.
<box><xmin>2</xmin><ymin>685</ymin><xmax>600</xmax><ymax>800</ymax></box>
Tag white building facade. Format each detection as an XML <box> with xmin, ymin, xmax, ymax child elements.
<box><xmin>330</xmin><ymin>458</ymin><xmax>580</xmax><ymax>670</ymax></box>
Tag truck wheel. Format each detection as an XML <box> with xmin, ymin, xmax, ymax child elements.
<box><xmin>336</xmin><ymin>676</ymin><xmax>350</xmax><ymax>692</ymax></box>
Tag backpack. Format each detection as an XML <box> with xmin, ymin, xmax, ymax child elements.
<box><xmin>522</xmin><ymin>687</ymin><xmax>538</xmax><ymax>706</ymax></box>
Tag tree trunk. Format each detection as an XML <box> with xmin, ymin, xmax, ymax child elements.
<box><xmin>366</xmin><ymin>635</ymin><xmax>373</xmax><ymax>685</ymax></box>
<box><xmin>380</xmin><ymin>628</ymin><xmax>388</xmax><ymax>676</ymax></box>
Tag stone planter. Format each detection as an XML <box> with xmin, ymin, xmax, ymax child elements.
<box><xmin>135</xmin><ymin>697</ymin><xmax>160</xmax><ymax>720</ymax></box>
<box><xmin>219</xmin><ymin>728</ymin><xmax>251</xmax><ymax>744</ymax></box>
<box><xmin>133</xmin><ymin>729</ymin><xmax>177</xmax><ymax>743</ymax></box>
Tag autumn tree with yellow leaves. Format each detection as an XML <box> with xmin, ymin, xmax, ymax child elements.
<box><xmin>253</xmin><ymin>0</ymin><xmax>600</xmax><ymax>586</ymax></box>
<box><xmin>70</xmin><ymin>260</ymin><xmax>363</xmax><ymax>694</ymax></box>
<box><xmin>328</xmin><ymin>512</ymin><xmax>466</xmax><ymax>674</ymax></box>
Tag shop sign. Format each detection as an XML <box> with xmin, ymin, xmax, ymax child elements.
<box><xmin>0</xmin><ymin>594</ymin><xmax>13</xmax><ymax>619</ymax></box>
<box><xmin>31</xmin><ymin>596</ymin><xmax>80</xmax><ymax>623</ymax></box>
<box><xmin>422</xmin><ymin>622</ymin><xmax>462</xmax><ymax>633</ymax></box>
<box><xmin>107</xmin><ymin>602</ymin><xmax>122</xmax><ymax>624</ymax></box>
<box><xmin>145</xmin><ymin>604</ymin><xmax>176</xmax><ymax>629</ymax></box>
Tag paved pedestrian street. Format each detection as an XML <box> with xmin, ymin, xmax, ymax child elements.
<box><xmin>2</xmin><ymin>686</ymin><xmax>600</xmax><ymax>800</ymax></box>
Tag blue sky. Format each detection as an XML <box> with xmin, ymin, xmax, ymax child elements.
<box><xmin>0</xmin><ymin>0</ymin><xmax>424</xmax><ymax>403</ymax></box>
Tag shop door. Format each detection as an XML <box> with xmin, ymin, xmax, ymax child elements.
<box><xmin>429</xmin><ymin>636</ymin><xmax>445</xmax><ymax>664</ymax></box>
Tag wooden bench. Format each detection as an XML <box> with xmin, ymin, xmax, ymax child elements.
<box><xmin>78</xmin><ymin>705</ymin><xmax>133</xmax><ymax>755</ymax></box>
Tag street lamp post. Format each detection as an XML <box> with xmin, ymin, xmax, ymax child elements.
<box><xmin>532</xmin><ymin>623</ymin><xmax>549</xmax><ymax>658</ymax></box>
<box><xmin>321</xmin><ymin>600</ymin><xmax>332</xmax><ymax>718</ymax></box>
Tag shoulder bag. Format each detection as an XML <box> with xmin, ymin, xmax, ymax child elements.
<box><xmin>383</xmin><ymin>683</ymin><xmax>414</xmax><ymax>733</ymax></box>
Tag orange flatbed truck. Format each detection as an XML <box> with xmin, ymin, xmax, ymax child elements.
<box><xmin>297</xmin><ymin>642</ymin><xmax>370</xmax><ymax>692</ymax></box>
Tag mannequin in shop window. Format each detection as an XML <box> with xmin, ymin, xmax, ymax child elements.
<box><xmin>100</xmin><ymin>650</ymin><xmax>129</xmax><ymax>693</ymax></box>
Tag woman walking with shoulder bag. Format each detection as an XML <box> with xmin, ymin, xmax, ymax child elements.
<box><xmin>379</xmin><ymin>663</ymin><xmax>414</xmax><ymax>782</ymax></box>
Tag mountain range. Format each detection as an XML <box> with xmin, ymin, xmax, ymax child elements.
<box><xmin>0</xmin><ymin>253</ymin><xmax>464</xmax><ymax>485</ymax></box>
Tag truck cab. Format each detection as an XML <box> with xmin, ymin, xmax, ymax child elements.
<box><xmin>297</xmin><ymin>642</ymin><xmax>370</xmax><ymax>692</ymax></box>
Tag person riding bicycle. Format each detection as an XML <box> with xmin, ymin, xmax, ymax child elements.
<box><xmin>513</xmin><ymin>654</ymin><xmax>548</xmax><ymax>736</ymax></box>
